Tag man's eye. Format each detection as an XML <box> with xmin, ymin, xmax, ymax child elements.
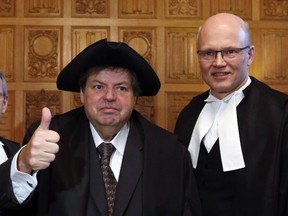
<box><xmin>94</xmin><ymin>84</ymin><xmax>103</xmax><ymax>90</ymax></box>
<box><xmin>225</xmin><ymin>49</ymin><xmax>237</xmax><ymax>54</ymax></box>
<box><xmin>117</xmin><ymin>86</ymin><xmax>127</xmax><ymax>91</ymax></box>
<box><xmin>205</xmin><ymin>51</ymin><xmax>215</xmax><ymax>56</ymax></box>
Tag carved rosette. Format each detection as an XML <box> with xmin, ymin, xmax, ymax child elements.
<box><xmin>25</xmin><ymin>89</ymin><xmax>61</xmax><ymax>129</ymax></box>
<box><xmin>26</xmin><ymin>29</ymin><xmax>60</xmax><ymax>80</ymax></box>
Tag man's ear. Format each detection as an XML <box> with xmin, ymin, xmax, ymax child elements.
<box><xmin>1</xmin><ymin>97</ymin><xmax>8</xmax><ymax>113</ymax></box>
<box><xmin>248</xmin><ymin>45</ymin><xmax>255</xmax><ymax>66</ymax></box>
<box><xmin>80</xmin><ymin>90</ymin><xmax>84</xmax><ymax>103</ymax></box>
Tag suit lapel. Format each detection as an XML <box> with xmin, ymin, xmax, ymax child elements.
<box><xmin>114</xmin><ymin>120</ymin><xmax>143</xmax><ymax>216</ymax></box>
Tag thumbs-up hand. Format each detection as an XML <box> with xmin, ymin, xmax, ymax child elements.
<box><xmin>18</xmin><ymin>107</ymin><xmax>60</xmax><ymax>174</ymax></box>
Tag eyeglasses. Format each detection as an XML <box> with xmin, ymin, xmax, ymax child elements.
<box><xmin>197</xmin><ymin>46</ymin><xmax>250</xmax><ymax>62</ymax></box>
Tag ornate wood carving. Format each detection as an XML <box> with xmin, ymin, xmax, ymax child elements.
<box><xmin>72</xmin><ymin>92</ymin><xmax>82</xmax><ymax>108</ymax></box>
<box><xmin>261</xmin><ymin>30</ymin><xmax>288</xmax><ymax>83</ymax></box>
<box><xmin>135</xmin><ymin>96</ymin><xmax>155</xmax><ymax>122</ymax></box>
<box><xmin>166</xmin><ymin>92</ymin><xmax>196</xmax><ymax>132</ymax></box>
<box><xmin>261</xmin><ymin>0</ymin><xmax>288</xmax><ymax>20</ymax></box>
<box><xmin>165</xmin><ymin>0</ymin><xmax>202</xmax><ymax>18</ymax></box>
<box><xmin>72</xmin><ymin>0</ymin><xmax>108</xmax><ymax>17</ymax></box>
<box><xmin>211</xmin><ymin>0</ymin><xmax>252</xmax><ymax>20</ymax></box>
<box><xmin>72</xmin><ymin>27</ymin><xmax>109</xmax><ymax>56</ymax></box>
<box><xmin>0</xmin><ymin>26</ymin><xmax>14</xmax><ymax>81</ymax></box>
<box><xmin>165</xmin><ymin>28</ymin><xmax>201</xmax><ymax>83</ymax></box>
<box><xmin>0</xmin><ymin>0</ymin><xmax>15</xmax><ymax>17</ymax></box>
<box><xmin>24</xmin><ymin>27</ymin><xmax>62</xmax><ymax>81</ymax></box>
<box><xmin>120</xmin><ymin>29</ymin><xmax>155</xmax><ymax>66</ymax></box>
<box><xmin>25</xmin><ymin>89</ymin><xmax>61</xmax><ymax>129</ymax></box>
<box><xmin>24</xmin><ymin>0</ymin><xmax>62</xmax><ymax>17</ymax></box>
<box><xmin>119</xmin><ymin>0</ymin><xmax>155</xmax><ymax>18</ymax></box>
<box><xmin>120</xmin><ymin>29</ymin><xmax>156</xmax><ymax>122</ymax></box>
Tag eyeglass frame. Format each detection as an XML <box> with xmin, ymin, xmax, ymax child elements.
<box><xmin>197</xmin><ymin>45</ymin><xmax>251</xmax><ymax>62</ymax></box>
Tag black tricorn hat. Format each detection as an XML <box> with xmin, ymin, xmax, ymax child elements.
<box><xmin>57</xmin><ymin>38</ymin><xmax>160</xmax><ymax>96</ymax></box>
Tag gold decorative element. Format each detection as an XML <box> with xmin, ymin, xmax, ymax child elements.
<box><xmin>25</xmin><ymin>89</ymin><xmax>61</xmax><ymax>129</ymax></box>
<box><xmin>26</xmin><ymin>29</ymin><xmax>60</xmax><ymax>80</ymax></box>
<box><xmin>73</xmin><ymin>0</ymin><xmax>108</xmax><ymax>17</ymax></box>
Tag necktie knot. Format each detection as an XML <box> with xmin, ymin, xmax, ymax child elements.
<box><xmin>97</xmin><ymin>143</ymin><xmax>115</xmax><ymax>160</ymax></box>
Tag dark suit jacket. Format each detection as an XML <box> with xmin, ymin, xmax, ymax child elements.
<box><xmin>174</xmin><ymin>76</ymin><xmax>288</xmax><ymax>216</ymax></box>
<box><xmin>0</xmin><ymin>137</ymin><xmax>21</xmax><ymax>216</ymax></box>
<box><xmin>16</xmin><ymin>107</ymin><xmax>201</xmax><ymax>216</ymax></box>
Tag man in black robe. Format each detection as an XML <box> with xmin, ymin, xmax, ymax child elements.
<box><xmin>3</xmin><ymin>39</ymin><xmax>201</xmax><ymax>216</ymax></box>
<box><xmin>0</xmin><ymin>70</ymin><xmax>21</xmax><ymax>216</ymax></box>
<box><xmin>174</xmin><ymin>13</ymin><xmax>288</xmax><ymax>216</ymax></box>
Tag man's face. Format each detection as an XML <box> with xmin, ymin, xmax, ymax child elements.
<box><xmin>197</xmin><ymin>16</ymin><xmax>254</xmax><ymax>99</ymax></box>
<box><xmin>80</xmin><ymin>68</ymin><xmax>137</xmax><ymax>139</ymax></box>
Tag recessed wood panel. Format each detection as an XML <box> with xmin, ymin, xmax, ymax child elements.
<box><xmin>0</xmin><ymin>26</ymin><xmax>14</xmax><ymax>81</ymax></box>
<box><xmin>24</xmin><ymin>26</ymin><xmax>62</xmax><ymax>82</ymax></box>
<box><xmin>211</xmin><ymin>0</ymin><xmax>252</xmax><ymax>19</ymax></box>
<box><xmin>71</xmin><ymin>0</ymin><xmax>109</xmax><ymax>17</ymax></box>
<box><xmin>165</xmin><ymin>28</ymin><xmax>201</xmax><ymax>83</ymax></box>
<box><xmin>24</xmin><ymin>0</ymin><xmax>63</xmax><ymax>17</ymax></box>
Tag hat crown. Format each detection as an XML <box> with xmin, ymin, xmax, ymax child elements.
<box><xmin>57</xmin><ymin>38</ymin><xmax>160</xmax><ymax>96</ymax></box>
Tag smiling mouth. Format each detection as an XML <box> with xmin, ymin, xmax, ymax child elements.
<box><xmin>212</xmin><ymin>72</ymin><xmax>229</xmax><ymax>76</ymax></box>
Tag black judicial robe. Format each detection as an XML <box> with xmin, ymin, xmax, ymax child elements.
<box><xmin>174</xmin><ymin>76</ymin><xmax>288</xmax><ymax>216</ymax></box>
<box><xmin>0</xmin><ymin>137</ymin><xmax>21</xmax><ymax>216</ymax></box>
<box><xmin>6</xmin><ymin>107</ymin><xmax>201</xmax><ymax>216</ymax></box>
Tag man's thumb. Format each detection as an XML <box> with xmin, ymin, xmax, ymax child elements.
<box><xmin>39</xmin><ymin>107</ymin><xmax>52</xmax><ymax>130</ymax></box>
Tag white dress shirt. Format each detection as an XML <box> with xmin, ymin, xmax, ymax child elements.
<box><xmin>90</xmin><ymin>122</ymin><xmax>129</xmax><ymax>181</ymax></box>
<box><xmin>0</xmin><ymin>141</ymin><xmax>8</xmax><ymax>164</ymax></box>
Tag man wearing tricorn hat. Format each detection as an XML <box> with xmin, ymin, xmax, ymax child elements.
<box><xmin>3</xmin><ymin>39</ymin><xmax>201</xmax><ymax>216</ymax></box>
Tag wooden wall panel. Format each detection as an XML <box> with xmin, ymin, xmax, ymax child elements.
<box><xmin>165</xmin><ymin>28</ymin><xmax>201</xmax><ymax>83</ymax></box>
<box><xmin>24</xmin><ymin>0</ymin><xmax>62</xmax><ymax>17</ymax></box>
<box><xmin>165</xmin><ymin>0</ymin><xmax>203</xmax><ymax>18</ymax></box>
<box><xmin>24</xmin><ymin>26</ymin><xmax>62</xmax><ymax>82</ymax></box>
<box><xmin>0</xmin><ymin>26</ymin><xmax>14</xmax><ymax>81</ymax></box>
<box><xmin>211</xmin><ymin>0</ymin><xmax>252</xmax><ymax>19</ymax></box>
<box><xmin>0</xmin><ymin>0</ymin><xmax>286</xmax><ymax>143</ymax></box>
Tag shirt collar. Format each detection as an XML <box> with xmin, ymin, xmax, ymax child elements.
<box><xmin>90</xmin><ymin>122</ymin><xmax>129</xmax><ymax>156</ymax></box>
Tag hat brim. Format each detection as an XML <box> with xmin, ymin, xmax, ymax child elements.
<box><xmin>57</xmin><ymin>38</ymin><xmax>160</xmax><ymax>96</ymax></box>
